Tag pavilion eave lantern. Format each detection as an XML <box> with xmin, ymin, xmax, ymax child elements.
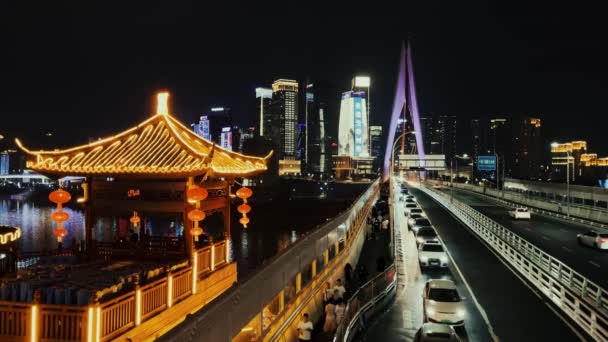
<box><xmin>49</xmin><ymin>189</ymin><xmax>71</xmax><ymax>245</ymax></box>
<box><xmin>187</xmin><ymin>185</ymin><xmax>208</xmax><ymax>242</ymax></box>
<box><xmin>236</xmin><ymin>186</ymin><xmax>253</xmax><ymax>228</ymax></box>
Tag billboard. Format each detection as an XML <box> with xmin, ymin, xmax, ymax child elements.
<box><xmin>338</xmin><ymin>91</ymin><xmax>369</xmax><ymax>158</ymax></box>
<box><xmin>220</xmin><ymin>127</ymin><xmax>232</xmax><ymax>151</ymax></box>
<box><xmin>399</xmin><ymin>154</ymin><xmax>446</xmax><ymax>171</ymax></box>
<box><xmin>477</xmin><ymin>156</ymin><xmax>496</xmax><ymax>171</ymax></box>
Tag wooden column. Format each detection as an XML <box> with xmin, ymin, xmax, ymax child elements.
<box><xmin>224</xmin><ymin>179</ymin><xmax>232</xmax><ymax>240</ymax></box>
<box><xmin>184</xmin><ymin>177</ymin><xmax>194</xmax><ymax>260</ymax></box>
<box><xmin>84</xmin><ymin>178</ymin><xmax>94</xmax><ymax>259</ymax></box>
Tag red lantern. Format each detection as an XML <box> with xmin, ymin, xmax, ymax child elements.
<box><xmin>237</xmin><ymin>204</ymin><xmax>251</xmax><ymax>214</ymax></box>
<box><xmin>53</xmin><ymin>228</ymin><xmax>68</xmax><ymax>242</ymax></box>
<box><xmin>236</xmin><ymin>187</ymin><xmax>253</xmax><ymax>200</ymax></box>
<box><xmin>187</xmin><ymin>209</ymin><xmax>206</xmax><ymax>222</ymax></box>
<box><xmin>187</xmin><ymin>186</ymin><xmax>208</xmax><ymax>202</ymax></box>
<box><xmin>130</xmin><ymin>212</ymin><xmax>141</xmax><ymax>225</ymax></box>
<box><xmin>239</xmin><ymin>216</ymin><xmax>250</xmax><ymax>228</ymax></box>
<box><xmin>51</xmin><ymin>211</ymin><xmax>70</xmax><ymax>222</ymax></box>
<box><xmin>49</xmin><ymin>189</ymin><xmax>71</xmax><ymax>205</ymax></box>
<box><xmin>191</xmin><ymin>227</ymin><xmax>203</xmax><ymax>241</ymax></box>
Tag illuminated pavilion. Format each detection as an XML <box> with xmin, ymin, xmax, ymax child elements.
<box><xmin>0</xmin><ymin>93</ymin><xmax>272</xmax><ymax>342</ymax></box>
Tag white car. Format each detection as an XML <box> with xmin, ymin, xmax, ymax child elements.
<box><xmin>432</xmin><ymin>184</ymin><xmax>443</xmax><ymax>190</ymax></box>
<box><xmin>414</xmin><ymin>323</ymin><xmax>461</xmax><ymax>342</ymax></box>
<box><xmin>577</xmin><ymin>230</ymin><xmax>608</xmax><ymax>250</ymax></box>
<box><xmin>408</xmin><ymin>214</ymin><xmax>424</xmax><ymax>227</ymax></box>
<box><xmin>404</xmin><ymin>203</ymin><xmax>419</xmax><ymax>215</ymax></box>
<box><xmin>509</xmin><ymin>207</ymin><xmax>531</xmax><ymax>220</ymax></box>
<box><xmin>423</xmin><ymin>279</ymin><xmax>465</xmax><ymax>326</ymax></box>
<box><xmin>418</xmin><ymin>241</ymin><xmax>449</xmax><ymax>268</ymax></box>
<box><xmin>411</xmin><ymin>218</ymin><xmax>432</xmax><ymax>233</ymax></box>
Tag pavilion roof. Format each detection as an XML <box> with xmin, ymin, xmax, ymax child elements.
<box><xmin>16</xmin><ymin>110</ymin><xmax>271</xmax><ymax>178</ymax></box>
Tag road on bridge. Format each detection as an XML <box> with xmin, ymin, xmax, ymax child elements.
<box><xmin>446</xmin><ymin>187</ymin><xmax>608</xmax><ymax>289</ymax></box>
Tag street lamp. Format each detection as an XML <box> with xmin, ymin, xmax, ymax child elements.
<box><xmin>450</xmin><ymin>154</ymin><xmax>470</xmax><ymax>203</ymax></box>
<box><xmin>388</xmin><ymin>130</ymin><xmax>416</xmax><ymax>257</ymax></box>
<box><xmin>551</xmin><ymin>142</ymin><xmax>571</xmax><ymax>218</ymax></box>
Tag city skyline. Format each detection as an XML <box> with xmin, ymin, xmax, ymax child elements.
<box><xmin>1</xmin><ymin>4</ymin><xmax>607</xmax><ymax>156</ymax></box>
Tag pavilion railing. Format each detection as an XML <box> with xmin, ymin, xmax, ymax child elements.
<box><xmin>0</xmin><ymin>239</ymin><xmax>228</xmax><ymax>342</ymax></box>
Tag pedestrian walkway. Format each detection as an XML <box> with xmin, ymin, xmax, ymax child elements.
<box><xmin>310</xmin><ymin>194</ymin><xmax>392</xmax><ymax>341</ymax></box>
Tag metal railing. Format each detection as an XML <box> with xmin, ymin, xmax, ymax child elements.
<box><xmin>333</xmin><ymin>264</ymin><xmax>397</xmax><ymax>342</ymax></box>
<box><xmin>420</xmin><ymin>185</ymin><xmax>608</xmax><ymax>341</ymax></box>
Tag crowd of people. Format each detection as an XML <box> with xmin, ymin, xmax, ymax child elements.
<box><xmin>296</xmin><ymin>278</ymin><xmax>348</xmax><ymax>341</ymax></box>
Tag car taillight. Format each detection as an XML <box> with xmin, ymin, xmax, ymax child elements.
<box><xmin>599</xmin><ymin>238</ymin><xmax>608</xmax><ymax>243</ymax></box>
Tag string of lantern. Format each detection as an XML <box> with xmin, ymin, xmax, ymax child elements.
<box><xmin>49</xmin><ymin>189</ymin><xmax>71</xmax><ymax>247</ymax></box>
<box><xmin>187</xmin><ymin>185</ymin><xmax>208</xmax><ymax>241</ymax></box>
<box><xmin>236</xmin><ymin>186</ymin><xmax>253</xmax><ymax>228</ymax></box>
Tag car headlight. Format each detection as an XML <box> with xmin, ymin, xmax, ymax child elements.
<box><xmin>417</xmin><ymin>237</ymin><xmax>424</xmax><ymax>243</ymax></box>
<box><xmin>426</xmin><ymin>307</ymin><xmax>436</xmax><ymax>317</ymax></box>
<box><xmin>456</xmin><ymin>308</ymin><xmax>465</xmax><ymax>319</ymax></box>
<box><xmin>440</xmin><ymin>256</ymin><xmax>448</xmax><ymax>264</ymax></box>
<box><xmin>419</xmin><ymin>256</ymin><xmax>428</xmax><ymax>263</ymax></box>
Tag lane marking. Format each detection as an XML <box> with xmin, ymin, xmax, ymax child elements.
<box><xmin>589</xmin><ymin>261</ymin><xmax>600</xmax><ymax>268</ymax></box>
<box><xmin>544</xmin><ymin>302</ymin><xmax>586</xmax><ymax>342</ymax></box>
<box><xmin>561</xmin><ymin>246</ymin><xmax>573</xmax><ymax>253</ymax></box>
<box><xmin>434</xmin><ymin>234</ymin><xmax>500</xmax><ymax>342</ymax></box>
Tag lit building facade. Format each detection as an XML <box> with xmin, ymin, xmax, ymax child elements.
<box><xmin>270</xmin><ymin>79</ymin><xmax>299</xmax><ymax>166</ymax></box>
<box><xmin>303</xmin><ymin>81</ymin><xmax>334</xmax><ymax>177</ymax></box>
<box><xmin>0</xmin><ymin>153</ymin><xmax>8</xmax><ymax>175</ymax></box>
<box><xmin>490</xmin><ymin>118</ymin><xmax>511</xmax><ymax>176</ymax></box>
<box><xmin>436</xmin><ymin>115</ymin><xmax>457</xmax><ymax>160</ymax></box>
<box><xmin>255</xmin><ymin>87</ymin><xmax>273</xmax><ymax>138</ymax></box>
<box><xmin>370</xmin><ymin>126</ymin><xmax>383</xmax><ymax>172</ymax></box>
<box><xmin>334</xmin><ymin>91</ymin><xmax>373</xmax><ymax>179</ymax></box>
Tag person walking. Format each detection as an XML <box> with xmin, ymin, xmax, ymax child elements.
<box><xmin>323</xmin><ymin>302</ymin><xmax>337</xmax><ymax>333</ymax></box>
<box><xmin>333</xmin><ymin>279</ymin><xmax>346</xmax><ymax>299</ymax></box>
<box><xmin>335</xmin><ymin>299</ymin><xmax>346</xmax><ymax>325</ymax></box>
<box><xmin>297</xmin><ymin>313</ymin><xmax>314</xmax><ymax>342</ymax></box>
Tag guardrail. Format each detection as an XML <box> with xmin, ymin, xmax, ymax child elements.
<box><xmin>333</xmin><ymin>264</ymin><xmax>397</xmax><ymax>342</ymax></box>
<box><xmin>419</xmin><ymin>185</ymin><xmax>608</xmax><ymax>342</ymax></box>
<box><xmin>159</xmin><ymin>179</ymin><xmax>380</xmax><ymax>342</ymax></box>
<box><xmin>458</xmin><ymin>186</ymin><xmax>608</xmax><ymax>230</ymax></box>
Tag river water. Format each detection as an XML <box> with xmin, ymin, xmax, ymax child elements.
<box><xmin>0</xmin><ymin>180</ymin><xmax>367</xmax><ymax>277</ymax></box>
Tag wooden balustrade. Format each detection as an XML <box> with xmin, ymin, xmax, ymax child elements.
<box><xmin>0</xmin><ymin>301</ymin><xmax>30</xmax><ymax>340</ymax></box>
<box><xmin>214</xmin><ymin>241</ymin><xmax>226</xmax><ymax>268</ymax></box>
<box><xmin>99</xmin><ymin>292</ymin><xmax>135</xmax><ymax>340</ymax></box>
<box><xmin>172</xmin><ymin>268</ymin><xmax>193</xmax><ymax>303</ymax></box>
<box><xmin>38</xmin><ymin>304</ymin><xmax>88</xmax><ymax>342</ymax></box>
<box><xmin>140</xmin><ymin>279</ymin><xmax>168</xmax><ymax>322</ymax></box>
<box><xmin>197</xmin><ymin>247</ymin><xmax>211</xmax><ymax>276</ymax></box>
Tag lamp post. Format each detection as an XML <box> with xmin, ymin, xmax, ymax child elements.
<box><xmin>551</xmin><ymin>142</ymin><xmax>571</xmax><ymax>218</ymax></box>
<box><xmin>450</xmin><ymin>154</ymin><xmax>470</xmax><ymax>203</ymax></box>
<box><xmin>389</xmin><ymin>130</ymin><xmax>416</xmax><ymax>257</ymax></box>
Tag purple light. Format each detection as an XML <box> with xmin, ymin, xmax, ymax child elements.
<box><xmin>383</xmin><ymin>43</ymin><xmax>407</xmax><ymax>177</ymax></box>
<box><xmin>383</xmin><ymin>42</ymin><xmax>427</xmax><ymax>178</ymax></box>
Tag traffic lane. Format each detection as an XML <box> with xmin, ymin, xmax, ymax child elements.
<box><xmin>447</xmin><ymin>188</ymin><xmax>608</xmax><ymax>289</ymax></box>
<box><xmin>411</xmin><ymin>187</ymin><xmax>583</xmax><ymax>342</ymax></box>
<box><xmin>398</xmin><ymin>186</ymin><xmax>491</xmax><ymax>341</ymax></box>
<box><xmin>366</xmin><ymin>192</ymin><xmax>490</xmax><ymax>342</ymax></box>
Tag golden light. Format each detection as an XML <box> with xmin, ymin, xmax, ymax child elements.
<box><xmin>210</xmin><ymin>244</ymin><xmax>215</xmax><ymax>272</ymax></box>
<box><xmin>187</xmin><ymin>209</ymin><xmax>206</xmax><ymax>222</ymax></box>
<box><xmin>77</xmin><ymin>182</ymin><xmax>88</xmax><ymax>203</ymax></box>
<box><xmin>30</xmin><ymin>304</ymin><xmax>38</xmax><ymax>342</ymax></box>
<box><xmin>130</xmin><ymin>212</ymin><xmax>141</xmax><ymax>225</ymax></box>
<box><xmin>167</xmin><ymin>275</ymin><xmax>173</xmax><ymax>308</ymax></box>
<box><xmin>192</xmin><ymin>251</ymin><xmax>198</xmax><ymax>294</ymax></box>
<box><xmin>87</xmin><ymin>307</ymin><xmax>94</xmax><ymax>342</ymax></box>
<box><xmin>135</xmin><ymin>289</ymin><xmax>142</xmax><ymax>325</ymax></box>
<box><xmin>53</xmin><ymin>228</ymin><xmax>68</xmax><ymax>242</ymax></box>
<box><xmin>191</xmin><ymin>227</ymin><xmax>203</xmax><ymax>241</ymax></box>
<box><xmin>157</xmin><ymin>92</ymin><xmax>169</xmax><ymax>116</ymax></box>
<box><xmin>0</xmin><ymin>226</ymin><xmax>21</xmax><ymax>245</ymax></box>
<box><xmin>96</xmin><ymin>307</ymin><xmax>101</xmax><ymax>342</ymax></box>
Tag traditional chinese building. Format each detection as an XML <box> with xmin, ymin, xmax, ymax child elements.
<box><xmin>1</xmin><ymin>92</ymin><xmax>271</xmax><ymax>342</ymax></box>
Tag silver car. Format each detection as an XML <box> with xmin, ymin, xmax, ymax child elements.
<box><xmin>414</xmin><ymin>323</ymin><xmax>461</xmax><ymax>342</ymax></box>
<box><xmin>577</xmin><ymin>230</ymin><xmax>608</xmax><ymax>250</ymax></box>
<box><xmin>411</xmin><ymin>218</ymin><xmax>432</xmax><ymax>233</ymax></box>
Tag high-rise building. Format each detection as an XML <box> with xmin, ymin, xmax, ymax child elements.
<box><xmin>470</xmin><ymin>119</ymin><xmax>488</xmax><ymax>181</ymax></box>
<box><xmin>334</xmin><ymin>91</ymin><xmax>373</xmax><ymax>179</ymax></box>
<box><xmin>302</xmin><ymin>81</ymin><xmax>335</xmax><ymax>177</ymax></box>
<box><xmin>436</xmin><ymin>115</ymin><xmax>457</xmax><ymax>160</ymax></box>
<box><xmin>193</xmin><ymin>115</ymin><xmax>211</xmax><ymax>141</ymax></box>
<box><xmin>512</xmin><ymin>117</ymin><xmax>542</xmax><ymax>179</ymax></box>
<box><xmin>370</xmin><ymin>126</ymin><xmax>383</xmax><ymax>172</ymax></box>
<box><xmin>0</xmin><ymin>153</ymin><xmax>9</xmax><ymax>176</ymax></box>
<box><xmin>255</xmin><ymin>87</ymin><xmax>273</xmax><ymax>138</ymax></box>
<box><xmin>420</xmin><ymin>116</ymin><xmax>434</xmax><ymax>154</ymax></box>
<box><xmin>489</xmin><ymin>118</ymin><xmax>511</xmax><ymax>176</ymax></box>
<box><xmin>270</xmin><ymin>79</ymin><xmax>300</xmax><ymax>175</ymax></box>
<box><xmin>352</xmin><ymin>76</ymin><xmax>371</xmax><ymax>155</ymax></box>
<box><xmin>193</xmin><ymin>107</ymin><xmax>233</xmax><ymax>147</ymax></box>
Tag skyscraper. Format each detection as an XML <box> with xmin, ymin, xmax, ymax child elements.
<box><xmin>352</xmin><ymin>76</ymin><xmax>371</xmax><ymax>154</ymax></box>
<box><xmin>436</xmin><ymin>115</ymin><xmax>457</xmax><ymax>160</ymax></box>
<box><xmin>303</xmin><ymin>82</ymin><xmax>334</xmax><ymax>176</ymax></box>
<box><xmin>270</xmin><ymin>79</ymin><xmax>300</xmax><ymax>175</ymax></box>
<box><xmin>489</xmin><ymin>118</ymin><xmax>511</xmax><ymax>176</ymax></box>
<box><xmin>370</xmin><ymin>126</ymin><xmax>383</xmax><ymax>172</ymax></box>
<box><xmin>470</xmin><ymin>119</ymin><xmax>488</xmax><ymax>180</ymax></box>
<box><xmin>255</xmin><ymin>87</ymin><xmax>273</xmax><ymax>138</ymax></box>
<box><xmin>512</xmin><ymin>117</ymin><xmax>542</xmax><ymax>179</ymax></box>
<box><xmin>419</xmin><ymin>116</ymin><xmax>434</xmax><ymax>154</ymax></box>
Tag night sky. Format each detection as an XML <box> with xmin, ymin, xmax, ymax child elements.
<box><xmin>1</xmin><ymin>3</ymin><xmax>606</xmax><ymax>154</ymax></box>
